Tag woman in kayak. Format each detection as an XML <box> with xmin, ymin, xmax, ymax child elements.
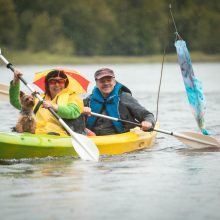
<box><xmin>84</xmin><ymin>68</ymin><xmax>155</xmax><ymax>136</ymax></box>
<box><xmin>9</xmin><ymin>69</ymin><xmax>85</xmax><ymax>136</ymax></box>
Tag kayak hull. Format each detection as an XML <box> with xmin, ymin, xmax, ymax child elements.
<box><xmin>0</xmin><ymin>128</ymin><xmax>157</xmax><ymax>159</ymax></box>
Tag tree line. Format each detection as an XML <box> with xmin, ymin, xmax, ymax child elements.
<box><xmin>1</xmin><ymin>0</ymin><xmax>219</xmax><ymax>56</ymax></box>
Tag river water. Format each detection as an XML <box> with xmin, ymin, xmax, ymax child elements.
<box><xmin>0</xmin><ymin>63</ymin><xmax>220</xmax><ymax>220</ymax></box>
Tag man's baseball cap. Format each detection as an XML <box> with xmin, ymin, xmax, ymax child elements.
<box><xmin>94</xmin><ymin>68</ymin><xmax>115</xmax><ymax>80</ymax></box>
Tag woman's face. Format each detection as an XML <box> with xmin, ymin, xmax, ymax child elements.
<box><xmin>48</xmin><ymin>77</ymin><xmax>66</xmax><ymax>98</ymax></box>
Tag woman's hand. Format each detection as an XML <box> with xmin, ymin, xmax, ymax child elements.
<box><xmin>42</xmin><ymin>100</ymin><xmax>58</xmax><ymax>111</ymax></box>
<box><xmin>13</xmin><ymin>69</ymin><xmax>23</xmax><ymax>85</ymax></box>
<box><xmin>83</xmin><ymin>107</ymin><xmax>91</xmax><ymax>116</ymax></box>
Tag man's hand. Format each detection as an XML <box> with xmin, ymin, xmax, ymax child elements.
<box><xmin>141</xmin><ymin>121</ymin><xmax>153</xmax><ymax>131</ymax></box>
<box><xmin>83</xmin><ymin>107</ymin><xmax>92</xmax><ymax>116</ymax></box>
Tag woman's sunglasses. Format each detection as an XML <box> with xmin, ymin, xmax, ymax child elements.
<box><xmin>48</xmin><ymin>78</ymin><xmax>66</xmax><ymax>86</ymax></box>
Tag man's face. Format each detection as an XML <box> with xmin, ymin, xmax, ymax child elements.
<box><xmin>96</xmin><ymin>76</ymin><xmax>116</xmax><ymax>97</ymax></box>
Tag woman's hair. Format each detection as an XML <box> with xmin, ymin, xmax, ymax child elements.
<box><xmin>44</xmin><ymin>70</ymin><xmax>69</xmax><ymax>97</ymax></box>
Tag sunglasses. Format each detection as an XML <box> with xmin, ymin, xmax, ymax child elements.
<box><xmin>48</xmin><ymin>78</ymin><xmax>66</xmax><ymax>86</ymax></box>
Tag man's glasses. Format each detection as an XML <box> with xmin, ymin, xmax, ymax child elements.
<box><xmin>49</xmin><ymin>78</ymin><xmax>66</xmax><ymax>86</ymax></box>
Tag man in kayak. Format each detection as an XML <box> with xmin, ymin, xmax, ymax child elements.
<box><xmin>10</xmin><ymin>69</ymin><xmax>85</xmax><ymax>136</ymax></box>
<box><xmin>83</xmin><ymin>68</ymin><xmax>155</xmax><ymax>136</ymax></box>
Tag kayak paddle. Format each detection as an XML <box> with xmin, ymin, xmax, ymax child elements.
<box><xmin>0</xmin><ymin>49</ymin><xmax>99</xmax><ymax>162</ymax></box>
<box><xmin>90</xmin><ymin>112</ymin><xmax>220</xmax><ymax>149</ymax></box>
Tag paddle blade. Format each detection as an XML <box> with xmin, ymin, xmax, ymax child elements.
<box><xmin>0</xmin><ymin>83</ymin><xmax>9</xmax><ymax>101</ymax></box>
<box><xmin>70</xmin><ymin>133</ymin><xmax>99</xmax><ymax>162</ymax></box>
<box><xmin>176</xmin><ymin>132</ymin><xmax>220</xmax><ymax>149</ymax></box>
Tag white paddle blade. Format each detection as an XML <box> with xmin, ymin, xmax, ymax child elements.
<box><xmin>71</xmin><ymin>133</ymin><xmax>99</xmax><ymax>162</ymax></box>
<box><xmin>176</xmin><ymin>132</ymin><xmax>220</xmax><ymax>149</ymax></box>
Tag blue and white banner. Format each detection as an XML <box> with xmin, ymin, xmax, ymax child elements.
<box><xmin>175</xmin><ymin>40</ymin><xmax>209</xmax><ymax>135</ymax></box>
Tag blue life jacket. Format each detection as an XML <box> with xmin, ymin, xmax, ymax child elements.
<box><xmin>87</xmin><ymin>83</ymin><xmax>125</xmax><ymax>133</ymax></box>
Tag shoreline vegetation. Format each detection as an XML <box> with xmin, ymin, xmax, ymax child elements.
<box><xmin>1</xmin><ymin>50</ymin><xmax>220</xmax><ymax>65</ymax></box>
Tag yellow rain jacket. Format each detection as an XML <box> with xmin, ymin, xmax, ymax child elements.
<box><xmin>10</xmin><ymin>83</ymin><xmax>83</xmax><ymax>136</ymax></box>
<box><xmin>35</xmin><ymin>88</ymin><xmax>83</xmax><ymax>135</ymax></box>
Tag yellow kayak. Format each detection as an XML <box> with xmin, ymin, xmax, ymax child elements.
<box><xmin>0</xmin><ymin>127</ymin><xmax>157</xmax><ymax>160</ymax></box>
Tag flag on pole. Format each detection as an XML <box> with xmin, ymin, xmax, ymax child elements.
<box><xmin>175</xmin><ymin>39</ymin><xmax>209</xmax><ymax>135</ymax></box>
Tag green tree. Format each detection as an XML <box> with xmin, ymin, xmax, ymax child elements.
<box><xmin>60</xmin><ymin>0</ymin><xmax>117</xmax><ymax>55</ymax></box>
<box><xmin>4</xmin><ymin>0</ymin><xmax>220</xmax><ymax>55</ymax></box>
<box><xmin>168</xmin><ymin>0</ymin><xmax>220</xmax><ymax>54</ymax></box>
<box><xmin>26</xmin><ymin>12</ymin><xmax>74</xmax><ymax>54</ymax></box>
<box><xmin>194</xmin><ymin>3</ymin><xmax>220</xmax><ymax>53</ymax></box>
<box><xmin>0</xmin><ymin>0</ymin><xmax>18</xmax><ymax>48</ymax></box>
<box><xmin>106</xmin><ymin>0</ymin><xmax>167</xmax><ymax>55</ymax></box>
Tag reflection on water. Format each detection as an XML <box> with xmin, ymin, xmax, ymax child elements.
<box><xmin>0</xmin><ymin>64</ymin><xmax>220</xmax><ymax>220</ymax></box>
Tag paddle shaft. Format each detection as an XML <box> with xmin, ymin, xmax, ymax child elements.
<box><xmin>1</xmin><ymin>61</ymin><xmax>62</xmax><ymax>122</ymax></box>
<box><xmin>0</xmin><ymin>51</ymin><xmax>99</xmax><ymax>161</ymax></box>
<box><xmin>91</xmin><ymin>112</ymin><xmax>141</xmax><ymax>127</ymax></box>
<box><xmin>90</xmin><ymin>112</ymin><xmax>219</xmax><ymax>147</ymax></box>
